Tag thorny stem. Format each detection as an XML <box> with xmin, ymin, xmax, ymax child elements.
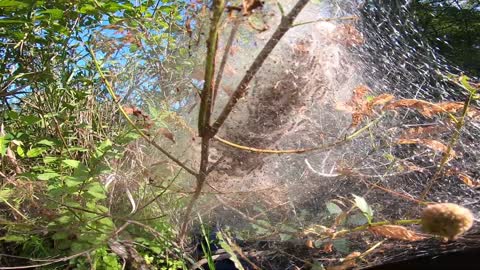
<box><xmin>420</xmin><ymin>77</ymin><xmax>477</xmax><ymax>200</ymax></box>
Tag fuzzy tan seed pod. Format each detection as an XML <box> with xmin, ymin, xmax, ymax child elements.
<box><xmin>421</xmin><ymin>203</ymin><xmax>474</xmax><ymax>241</ymax></box>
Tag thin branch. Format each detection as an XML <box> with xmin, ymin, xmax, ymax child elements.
<box><xmin>198</xmin><ymin>0</ymin><xmax>226</xmax><ymax>136</ymax></box>
<box><xmin>292</xmin><ymin>15</ymin><xmax>357</xmax><ymax>27</ymax></box>
<box><xmin>213</xmin><ymin>115</ymin><xmax>384</xmax><ymax>154</ymax></box>
<box><xmin>87</xmin><ymin>46</ymin><xmax>197</xmax><ymax>176</ymax></box>
<box><xmin>210</xmin><ymin>0</ymin><xmax>311</xmax><ymax>135</ymax></box>
<box><xmin>212</xmin><ymin>16</ymin><xmax>241</xmax><ymax>110</ymax></box>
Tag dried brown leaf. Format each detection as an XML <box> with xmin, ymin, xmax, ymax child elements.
<box><xmin>243</xmin><ymin>0</ymin><xmax>263</xmax><ymax>15</ymax></box>
<box><xmin>369</xmin><ymin>225</ymin><xmax>425</xmax><ymax>241</ymax></box>
<box><xmin>400</xmin><ymin>125</ymin><xmax>449</xmax><ymax>139</ymax></box>
<box><xmin>395</xmin><ymin>138</ymin><xmax>456</xmax><ymax>158</ymax></box>
<box><xmin>458</xmin><ymin>173</ymin><xmax>480</xmax><ymax>188</ymax></box>
<box><xmin>305</xmin><ymin>239</ymin><xmax>314</xmax><ymax>249</ymax></box>
<box><xmin>327</xmin><ymin>252</ymin><xmax>361</xmax><ymax>270</ymax></box>
<box><xmin>384</xmin><ymin>99</ymin><xmax>479</xmax><ymax>119</ymax></box>
<box><xmin>341</xmin><ymin>87</ymin><xmax>395</xmax><ymax>128</ymax></box>
<box><xmin>400</xmin><ymin>161</ymin><xmax>426</xmax><ymax>173</ymax></box>
<box><xmin>157</xmin><ymin>128</ymin><xmax>175</xmax><ymax>143</ymax></box>
<box><xmin>323</xmin><ymin>242</ymin><xmax>333</xmax><ymax>253</ymax></box>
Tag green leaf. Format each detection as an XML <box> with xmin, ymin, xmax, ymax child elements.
<box><xmin>62</xmin><ymin>159</ymin><xmax>80</xmax><ymax>168</ymax></box>
<box><xmin>332</xmin><ymin>238</ymin><xmax>350</xmax><ymax>254</ymax></box>
<box><xmin>0</xmin><ymin>234</ymin><xmax>27</xmax><ymax>242</ymax></box>
<box><xmin>21</xmin><ymin>115</ymin><xmax>41</xmax><ymax>125</ymax></box>
<box><xmin>0</xmin><ymin>0</ymin><xmax>29</xmax><ymax>8</ymax></box>
<box><xmin>0</xmin><ymin>188</ymin><xmax>12</xmax><ymax>200</ymax></box>
<box><xmin>52</xmin><ymin>231</ymin><xmax>69</xmax><ymax>240</ymax></box>
<box><xmin>43</xmin><ymin>156</ymin><xmax>58</xmax><ymax>164</ymax></box>
<box><xmin>55</xmin><ymin>215</ymin><xmax>72</xmax><ymax>224</ymax></box>
<box><xmin>347</xmin><ymin>213</ymin><xmax>368</xmax><ymax>226</ymax></box>
<box><xmin>26</xmin><ymin>147</ymin><xmax>46</xmax><ymax>158</ymax></box>
<box><xmin>37</xmin><ymin>172</ymin><xmax>60</xmax><ymax>181</ymax></box>
<box><xmin>0</xmin><ymin>1</ymin><xmax>29</xmax><ymax>7</ymax></box>
<box><xmin>326</xmin><ymin>202</ymin><xmax>343</xmax><ymax>215</ymax></box>
<box><xmin>216</xmin><ymin>232</ymin><xmax>245</xmax><ymax>270</ymax></box>
<box><xmin>279</xmin><ymin>233</ymin><xmax>292</xmax><ymax>241</ymax></box>
<box><xmin>86</xmin><ymin>182</ymin><xmax>107</xmax><ymax>199</ymax></box>
<box><xmin>39</xmin><ymin>9</ymin><xmax>63</xmax><ymax>20</ymax></box>
<box><xmin>95</xmin><ymin>139</ymin><xmax>112</xmax><ymax>157</ymax></box>
<box><xmin>37</xmin><ymin>139</ymin><xmax>55</xmax><ymax>147</ymax></box>
<box><xmin>352</xmin><ymin>194</ymin><xmax>373</xmax><ymax>222</ymax></box>
<box><xmin>0</xmin><ymin>136</ymin><xmax>8</xmax><ymax>156</ymax></box>
<box><xmin>16</xmin><ymin>145</ymin><xmax>25</xmax><ymax>157</ymax></box>
<box><xmin>64</xmin><ymin>176</ymin><xmax>84</xmax><ymax>187</ymax></box>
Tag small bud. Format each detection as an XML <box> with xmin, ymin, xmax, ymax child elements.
<box><xmin>421</xmin><ymin>203</ymin><xmax>474</xmax><ymax>241</ymax></box>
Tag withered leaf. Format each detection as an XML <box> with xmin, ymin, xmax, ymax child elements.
<box><xmin>384</xmin><ymin>99</ymin><xmax>480</xmax><ymax>119</ymax></box>
<box><xmin>305</xmin><ymin>239</ymin><xmax>314</xmax><ymax>249</ymax></box>
<box><xmin>157</xmin><ymin>128</ymin><xmax>175</xmax><ymax>143</ymax></box>
<box><xmin>369</xmin><ymin>225</ymin><xmax>425</xmax><ymax>241</ymax></box>
<box><xmin>327</xmin><ymin>252</ymin><xmax>361</xmax><ymax>270</ymax></box>
<box><xmin>458</xmin><ymin>173</ymin><xmax>480</xmax><ymax>188</ymax></box>
<box><xmin>323</xmin><ymin>242</ymin><xmax>334</xmax><ymax>253</ymax></box>
<box><xmin>243</xmin><ymin>0</ymin><xmax>263</xmax><ymax>14</ymax></box>
<box><xmin>400</xmin><ymin>125</ymin><xmax>449</xmax><ymax>139</ymax></box>
<box><xmin>395</xmin><ymin>138</ymin><xmax>456</xmax><ymax>158</ymax></box>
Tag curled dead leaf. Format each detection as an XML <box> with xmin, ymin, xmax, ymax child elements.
<box><xmin>369</xmin><ymin>225</ymin><xmax>425</xmax><ymax>241</ymax></box>
<box><xmin>305</xmin><ymin>239</ymin><xmax>314</xmax><ymax>249</ymax></box>
<box><xmin>400</xmin><ymin>125</ymin><xmax>450</xmax><ymax>139</ymax></box>
<box><xmin>243</xmin><ymin>0</ymin><xmax>263</xmax><ymax>15</ymax></box>
<box><xmin>395</xmin><ymin>139</ymin><xmax>456</xmax><ymax>158</ymax></box>
<box><xmin>323</xmin><ymin>242</ymin><xmax>334</xmax><ymax>253</ymax></box>
<box><xmin>157</xmin><ymin>128</ymin><xmax>175</xmax><ymax>143</ymax></box>
<box><xmin>458</xmin><ymin>173</ymin><xmax>480</xmax><ymax>188</ymax></box>
<box><xmin>384</xmin><ymin>99</ymin><xmax>480</xmax><ymax>119</ymax></box>
<box><xmin>327</xmin><ymin>252</ymin><xmax>361</xmax><ymax>270</ymax></box>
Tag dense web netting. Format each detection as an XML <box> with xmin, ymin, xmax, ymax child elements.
<box><xmin>181</xmin><ymin>0</ymin><xmax>480</xmax><ymax>267</ymax></box>
<box><xmin>103</xmin><ymin>0</ymin><xmax>480</xmax><ymax>268</ymax></box>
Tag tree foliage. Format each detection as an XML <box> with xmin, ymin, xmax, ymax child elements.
<box><xmin>412</xmin><ymin>0</ymin><xmax>480</xmax><ymax>76</ymax></box>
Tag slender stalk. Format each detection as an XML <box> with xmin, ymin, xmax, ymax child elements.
<box><xmin>420</xmin><ymin>79</ymin><xmax>476</xmax><ymax>199</ymax></box>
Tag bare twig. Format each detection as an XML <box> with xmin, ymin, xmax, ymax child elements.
<box><xmin>212</xmin><ymin>16</ymin><xmax>241</xmax><ymax>110</ymax></box>
<box><xmin>210</xmin><ymin>0</ymin><xmax>311</xmax><ymax>135</ymax></box>
<box><xmin>87</xmin><ymin>46</ymin><xmax>197</xmax><ymax>176</ymax></box>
